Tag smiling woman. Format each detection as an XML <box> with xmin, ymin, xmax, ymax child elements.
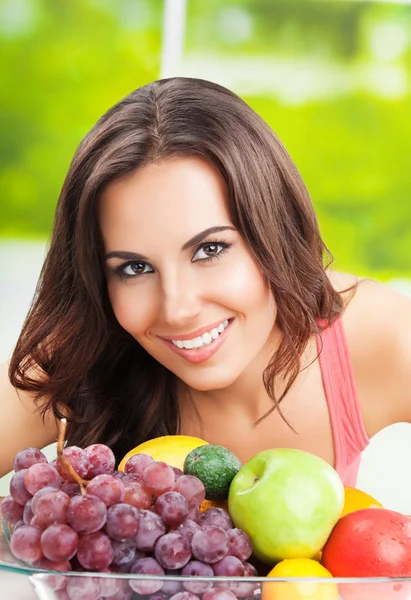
<box><xmin>1</xmin><ymin>77</ymin><xmax>410</xmax><ymax>483</ymax></box>
<box><xmin>99</xmin><ymin>157</ymin><xmax>277</xmax><ymax>389</ymax></box>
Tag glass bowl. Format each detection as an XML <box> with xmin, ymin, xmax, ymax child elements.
<box><xmin>1</xmin><ymin>516</ymin><xmax>411</xmax><ymax>600</ymax></box>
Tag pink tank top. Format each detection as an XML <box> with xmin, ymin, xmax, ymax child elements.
<box><xmin>316</xmin><ymin>317</ymin><xmax>370</xmax><ymax>486</ymax></box>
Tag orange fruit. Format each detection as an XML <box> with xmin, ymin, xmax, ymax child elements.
<box><xmin>342</xmin><ymin>486</ymin><xmax>383</xmax><ymax>517</ymax></box>
<box><xmin>263</xmin><ymin>558</ymin><xmax>338</xmax><ymax>600</ymax></box>
<box><xmin>199</xmin><ymin>498</ymin><xmax>228</xmax><ymax>513</ymax></box>
<box><xmin>118</xmin><ymin>435</ymin><xmax>208</xmax><ymax>472</ymax></box>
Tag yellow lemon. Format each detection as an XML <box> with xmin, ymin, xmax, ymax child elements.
<box><xmin>342</xmin><ymin>486</ymin><xmax>383</xmax><ymax>517</ymax></box>
<box><xmin>263</xmin><ymin>558</ymin><xmax>338</xmax><ymax>600</ymax></box>
<box><xmin>118</xmin><ymin>435</ymin><xmax>208</xmax><ymax>472</ymax></box>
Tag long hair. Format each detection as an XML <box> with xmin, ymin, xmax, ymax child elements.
<box><xmin>9</xmin><ymin>77</ymin><xmax>344</xmax><ymax>461</ymax></box>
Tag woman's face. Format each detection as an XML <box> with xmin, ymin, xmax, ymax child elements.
<box><xmin>99</xmin><ymin>156</ymin><xmax>278</xmax><ymax>392</ymax></box>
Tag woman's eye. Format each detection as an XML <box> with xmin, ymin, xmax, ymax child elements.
<box><xmin>193</xmin><ymin>242</ymin><xmax>228</xmax><ymax>261</ymax></box>
<box><xmin>121</xmin><ymin>262</ymin><xmax>153</xmax><ymax>276</ymax></box>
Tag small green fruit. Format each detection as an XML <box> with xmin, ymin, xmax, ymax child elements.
<box><xmin>183</xmin><ymin>444</ymin><xmax>242</xmax><ymax>500</ymax></box>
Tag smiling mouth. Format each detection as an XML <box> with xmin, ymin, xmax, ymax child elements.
<box><xmin>171</xmin><ymin>319</ymin><xmax>230</xmax><ymax>350</ymax></box>
<box><xmin>160</xmin><ymin>319</ymin><xmax>234</xmax><ymax>364</ymax></box>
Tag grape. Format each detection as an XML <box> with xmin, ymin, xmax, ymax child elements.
<box><xmin>181</xmin><ymin>560</ymin><xmax>214</xmax><ymax>594</ymax></box>
<box><xmin>0</xmin><ymin>495</ymin><xmax>24</xmax><ymax>525</ymax></box>
<box><xmin>10</xmin><ymin>524</ymin><xmax>43</xmax><ymax>564</ymax></box>
<box><xmin>33</xmin><ymin>489</ymin><xmax>71</xmax><ymax>528</ymax></box>
<box><xmin>154</xmin><ymin>532</ymin><xmax>191</xmax><ymax>570</ymax></box>
<box><xmin>150</xmin><ymin>594</ymin><xmax>170</xmax><ymax>600</ymax></box>
<box><xmin>135</xmin><ymin>509</ymin><xmax>166</xmax><ymax>551</ymax></box>
<box><xmin>67</xmin><ymin>494</ymin><xmax>107</xmax><ymax>534</ymax></box>
<box><xmin>154</xmin><ymin>492</ymin><xmax>188</xmax><ymax>527</ymax></box>
<box><xmin>227</xmin><ymin>561</ymin><xmax>259</xmax><ymax>598</ymax></box>
<box><xmin>143</xmin><ymin>461</ymin><xmax>175</xmax><ymax>495</ymax></box>
<box><xmin>198</xmin><ymin>508</ymin><xmax>233</xmax><ymax>531</ymax></box>
<box><xmin>61</xmin><ymin>482</ymin><xmax>82</xmax><ymax>498</ymax></box>
<box><xmin>111</xmin><ymin>539</ymin><xmax>141</xmax><ymax>567</ymax></box>
<box><xmin>202</xmin><ymin>590</ymin><xmax>237</xmax><ymax>600</ymax></box>
<box><xmin>162</xmin><ymin>569</ymin><xmax>184</xmax><ymax>596</ymax></box>
<box><xmin>128</xmin><ymin>556</ymin><xmax>165</xmax><ymax>595</ymax></box>
<box><xmin>121</xmin><ymin>473</ymin><xmax>144</xmax><ymax>486</ymax></box>
<box><xmin>191</xmin><ymin>526</ymin><xmax>229</xmax><ymax>563</ymax></box>
<box><xmin>122</xmin><ymin>480</ymin><xmax>152</xmax><ymax>510</ymax></box>
<box><xmin>85</xmin><ymin>443</ymin><xmax>115</xmax><ymax>477</ymax></box>
<box><xmin>86</xmin><ymin>474</ymin><xmax>124</xmax><ymax>507</ymax></box>
<box><xmin>24</xmin><ymin>463</ymin><xmax>62</xmax><ymax>495</ymax></box>
<box><xmin>105</xmin><ymin>503</ymin><xmax>140</xmax><ymax>541</ymax></box>
<box><xmin>169</xmin><ymin>593</ymin><xmax>200</xmax><ymax>600</ymax></box>
<box><xmin>23</xmin><ymin>500</ymin><xmax>34</xmax><ymax>525</ymax></box>
<box><xmin>56</xmin><ymin>446</ymin><xmax>89</xmax><ymax>482</ymax></box>
<box><xmin>102</xmin><ymin>584</ymin><xmax>133</xmax><ymax>600</ymax></box>
<box><xmin>56</xmin><ymin>590</ymin><xmax>71</xmax><ymax>600</ymax></box>
<box><xmin>172</xmin><ymin>467</ymin><xmax>184</xmax><ymax>480</ymax></box>
<box><xmin>175</xmin><ymin>518</ymin><xmax>200</xmax><ymax>542</ymax></box>
<box><xmin>124</xmin><ymin>452</ymin><xmax>154</xmax><ymax>476</ymax></box>
<box><xmin>113</xmin><ymin>470</ymin><xmax>128</xmax><ymax>481</ymax></box>
<box><xmin>99</xmin><ymin>573</ymin><xmax>130</xmax><ymax>598</ymax></box>
<box><xmin>32</xmin><ymin>557</ymin><xmax>71</xmax><ymax>591</ymax></box>
<box><xmin>174</xmin><ymin>476</ymin><xmax>205</xmax><ymax>508</ymax></box>
<box><xmin>77</xmin><ymin>531</ymin><xmax>114</xmax><ymax>571</ymax></box>
<box><xmin>31</xmin><ymin>486</ymin><xmax>59</xmax><ymax>512</ymax></box>
<box><xmin>213</xmin><ymin>555</ymin><xmax>245</xmax><ymax>577</ymax></box>
<box><xmin>10</xmin><ymin>469</ymin><xmax>32</xmax><ymax>505</ymax></box>
<box><xmin>41</xmin><ymin>523</ymin><xmax>79</xmax><ymax>562</ymax></box>
<box><xmin>227</xmin><ymin>528</ymin><xmax>253</xmax><ymax>561</ymax></box>
<box><xmin>65</xmin><ymin>576</ymin><xmax>101</xmax><ymax>600</ymax></box>
<box><xmin>187</xmin><ymin>505</ymin><xmax>200</xmax><ymax>522</ymax></box>
<box><xmin>13</xmin><ymin>447</ymin><xmax>48</xmax><ymax>471</ymax></box>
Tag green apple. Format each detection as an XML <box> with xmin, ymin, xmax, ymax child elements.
<box><xmin>228</xmin><ymin>448</ymin><xmax>344</xmax><ymax>565</ymax></box>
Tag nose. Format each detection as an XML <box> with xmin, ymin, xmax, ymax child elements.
<box><xmin>160</xmin><ymin>273</ymin><xmax>202</xmax><ymax>329</ymax></box>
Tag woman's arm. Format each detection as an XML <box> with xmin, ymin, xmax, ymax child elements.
<box><xmin>0</xmin><ymin>362</ymin><xmax>59</xmax><ymax>478</ymax></box>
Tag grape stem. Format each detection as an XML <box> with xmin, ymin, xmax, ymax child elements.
<box><xmin>57</xmin><ymin>418</ymin><xmax>89</xmax><ymax>495</ymax></box>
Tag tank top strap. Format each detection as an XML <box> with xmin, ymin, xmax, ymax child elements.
<box><xmin>316</xmin><ymin>317</ymin><xmax>370</xmax><ymax>480</ymax></box>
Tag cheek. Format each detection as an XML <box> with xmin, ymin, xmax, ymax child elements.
<box><xmin>107</xmin><ymin>283</ymin><xmax>155</xmax><ymax>337</ymax></box>
<box><xmin>213</xmin><ymin>256</ymin><xmax>274</xmax><ymax>311</ymax></box>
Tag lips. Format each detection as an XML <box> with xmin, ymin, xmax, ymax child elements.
<box><xmin>159</xmin><ymin>318</ymin><xmax>230</xmax><ymax>342</ymax></box>
<box><xmin>171</xmin><ymin>319</ymin><xmax>229</xmax><ymax>350</ymax></box>
<box><xmin>160</xmin><ymin>318</ymin><xmax>234</xmax><ymax>364</ymax></box>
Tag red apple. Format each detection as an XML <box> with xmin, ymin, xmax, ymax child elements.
<box><xmin>322</xmin><ymin>508</ymin><xmax>411</xmax><ymax>577</ymax></box>
<box><xmin>323</xmin><ymin>508</ymin><xmax>411</xmax><ymax>600</ymax></box>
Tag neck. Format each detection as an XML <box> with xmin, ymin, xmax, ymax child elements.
<box><xmin>178</xmin><ymin>330</ymin><xmax>316</xmax><ymax>427</ymax></box>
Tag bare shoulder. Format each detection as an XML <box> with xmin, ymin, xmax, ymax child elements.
<box><xmin>0</xmin><ymin>361</ymin><xmax>59</xmax><ymax>477</ymax></box>
<box><xmin>327</xmin><ymin>270</ymin><xmax>411</xmax><ymax>435</ymax></box>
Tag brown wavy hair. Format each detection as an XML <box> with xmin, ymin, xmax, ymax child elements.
<box><xmin>9</xmin><ymin>77</ymin><xmax>344</xmax><ymax>461</ymax></box>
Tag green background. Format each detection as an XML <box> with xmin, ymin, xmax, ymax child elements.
<box><xmin>1</xmin><ymin>0</ymin><xmax>410</xmax><ymax>281</ymax></box>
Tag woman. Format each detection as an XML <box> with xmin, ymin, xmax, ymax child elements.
<box><xmin>0</xmin><ymin>77</ymin><xmax>410</xmax><ymax>486</ymax></box>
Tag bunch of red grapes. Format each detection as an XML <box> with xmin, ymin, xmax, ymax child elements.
<box><xmin>1</xmin><ymin>445</ymin><xmax>261</xmax><ymax>600</ymax></box>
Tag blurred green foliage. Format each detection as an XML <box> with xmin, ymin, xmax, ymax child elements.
<box><xmin>0</xmin><ymin>0</ymin><xmax>162</xmax><ymax>236</ymax></box>
<box><xmin>0</xmin><ymin>0</ymin><xmax>410</xmax><ymax>281</ymax></box>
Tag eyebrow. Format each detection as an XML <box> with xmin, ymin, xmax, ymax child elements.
<box><xmin>104</xmin><ymin>225</ymin><xmax>237</xmax><ymax>262</ymax></box>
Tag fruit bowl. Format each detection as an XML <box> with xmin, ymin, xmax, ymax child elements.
<box><xmin>2</xmin><ymin>517</ymin><xmax>411</xmax><ymax>600</ymax></box>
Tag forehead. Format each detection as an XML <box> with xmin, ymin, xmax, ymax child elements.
<box><xmin>98</xmin><ymin>156</ymin><xmax>232</xmax><ymax>249</ymax></box>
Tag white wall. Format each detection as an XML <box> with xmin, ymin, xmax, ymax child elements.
<box><xmin>1</xmin><ymin>240</ymin><xmax>411</xmax><ymax>514</ymax></box>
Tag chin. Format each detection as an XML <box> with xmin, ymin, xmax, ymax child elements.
<box><xmin>180</xmin><ymin>370</ymin><xmax>239</xmax><ymax>392</ymax></box>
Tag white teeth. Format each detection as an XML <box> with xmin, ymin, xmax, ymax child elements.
<box><xmin>202</xmin><ymin>332</ymin><xmax>212</xmax><ymax>345</ymax></box>
<box><xmin>171</xmin><ymin>319</ymin><xmax>230</xmax><ymax>350</ymax></box>
<box><xmin>210</xmin><ymin>328</ymin><xmax>219</xmax><ymax>340</ymax></box>
<box><xmin>192</xmin><ymin>336</ymin><xmax>204</xmax><ymax>349</ymax></box>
